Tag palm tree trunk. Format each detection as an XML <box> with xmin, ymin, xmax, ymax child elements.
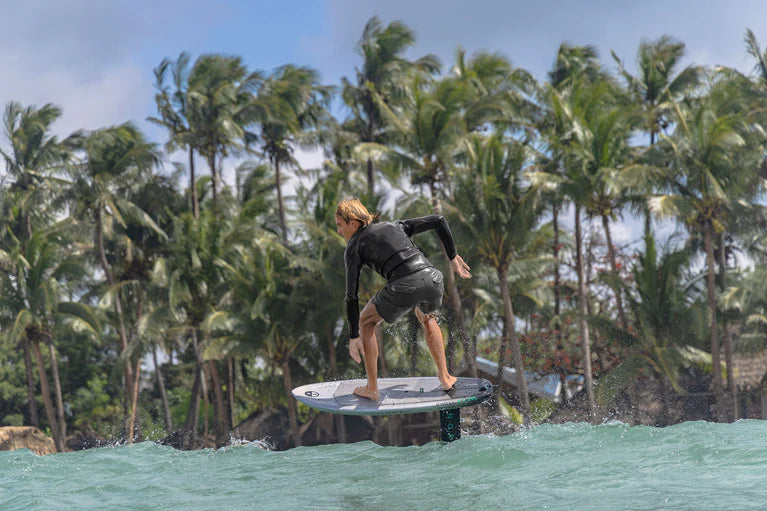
<box><xmin>428</xmin><ymin>183</ymin><xmax>476</xmax><ymax>377</ymax></box>
<box><xmin>659</xmin><ymin>374</ymin><xmax>670</xmax><ymax>426</ymax></box>
<box><xmin>227</xmin><ymin>357</ymin><xmax>235</xmax><ymax>428</ymax></box>
<box><xmin>282</xmin><ymin>356</ymin><xmax>301</xmax><ymax>447</ymax></box>
<box><xmin>552</xmin><ymin>204</ymin><xmax>568</xmax><ymax>406</ymax></box>
<box><xmin>207</xmin><ymin>153</ymin><xmax>218</xmax><ymax>201</ymax></box>
<box><xmin>327</xmin><ymin>327</ymin><xmax>337</xmax><ymax>377</ymax></box>
<box><xmin>366</xmin><ymin>110</ymin><xmax>375</xmax><ymax>197</ymax></box>
<box><xmin>704</xmin><ymin>228</ymin><xmax>724</xmax><ymax>420</ymax></box>
<box><xmin>375</xmin><ymin>324</ymin><xmax>387</xmax><ymax>376</ymax></box>
<box><xmin>32</xmin><ymin>339</ymin><xmax>63</xmax><ymax>452</ymax></box>
<box><xmin>274</xmin><ymin>157</ymin><xmax>288</xmax><ymax>241</ymax></box>
<box><xmin>181</xmin><ymin>328</ymin><xmax>203</xmax><ymax>449</ymax></box>
<box><xmin>128</xmin><ymin>359</ymin><xmax>141</xmax><ymax>444</ymax></box>
<box><xmin>47</xmin><ymin>342</ymin><xmax>66</xmax><ymax>441</ymax></box>
<box><xmin>15</xmin><ymin>224</ymin><xmax>40</xmax><ymax>429</ymax></box>
<box><xmin>189</xmin><ymin>146</ymin><xmax>199</xmax><ymax>219</ymax></box>
<box><xmin>132</xmin><ymin>289</ymin><xmax>146</xmax><ymax>441</ymax></box>
<box><xmin>181</xmin><ymin>364</ymin><xmax>202</xmax><ymax>449</ymax></box>
<box><xmin>496</xmin><ymin>321</ymin><xmax>508</xmax><ymax>400</ymax></box>
<box><xmin>553</xmin><ymin>203</ymin><xmax>562</xmax><ymax>336</ymax></box>
<box><xmin>645</xmin><ymin>132</ymin><xmax>656</xmax><ymax>250</ymax></box>
<box><xmin>94</xmin><ymin>209</ymin><xmax>134</xmax><ymax>408</ymax></box>
<box><xmin>366</xmin><ymin>157</ymin><xmax>375</xmax><ymax>198</ymax></box>
<box><xmin>153</xmin><ymin>346</ymin><xmax>173</xmax><ymax>431</ymax></box>
<box><xmin>717</xmin><ymin>233</ymin><xmax>737</xmax><ymax>420</ymax></box>
<box><xmin>575</xmin><ymin>205</ymin><xmax>596</xmax><ymax>419</ymax></box>
<box><xmin>644</xmin><ymin>208</ymin><xmax>653</xmax><ymax>251</ymax></box>
<box><xmin>23</xmin><ymin>341</ymin><xmax>39</xmax><ymax>428</ymax></box>
<box><xmin>601</xmin><ymin>214</ymin><xmax>628</xmax><ymax>331</ymax></box>
<box><xmin>25</xmin><ymin>213</ymin><xmax>33</xmax><ymax>241</ymax></box>
<box><xmin>497</xmin><ymin>265</ymin><xmax>530</xmax><ymax>420</ymax></box>
<box><xmin>202</xmin><ymin>363</ymin><xmax>210</xmax><ymax>443</ymax></box>
<box><xmin>208</xmin><ymin>360</ymin><xmax>231</xmax><ymax>447</ymax></box>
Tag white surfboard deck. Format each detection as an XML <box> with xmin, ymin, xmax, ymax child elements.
<box><xmin>292</xmin><ymin>377</ymin><xmax>492</xmax><ymax>416</ymax></box>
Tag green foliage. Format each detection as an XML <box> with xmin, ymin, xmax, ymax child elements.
<box><xmin>2</xmin><ymin>414</ymin><xmax>24</xmax><ymax>427</ymax></box>
<box><xmin>70</xmin><ymin>376</ymin><xmax>123</xmax><ymax>438</ymax></box>
<box><xmin>596</xmin><ymin>356</ymin><xmax>646</xmax><ymax>406</ymax></box>
<box><xmin>498</xmin><ymin>396</ymin><xmax>524</xmax><ymax>425</ymax></box>
<box><xmin>166</xmin><ymin>386</ymin><xmax>191</xmax><ymax>430</ymax></box>
<box><xmin>530</xmin><ymin>398</ymin><xmax>558</xmax><ymax>424</ymax></box>
<box><xmin>296</xmin><ymin>401</ymin><xmax>315</xmax><ymax>424</ymax></box>
<box><xmin>0</xmin><ymin>343</ymin><xmax>28</xmax><ymax>425</ymax></box>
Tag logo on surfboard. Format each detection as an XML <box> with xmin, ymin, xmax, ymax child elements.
<box><xmin>305</xmin><ymin>391</ymin><xmax>320</xmax><ymax>397</ymax></box>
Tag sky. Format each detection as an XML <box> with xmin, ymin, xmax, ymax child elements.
<box><xmin>2</xmin><ymin>0</ymin><xmax>766</xmax><ymax>245</ymax></box>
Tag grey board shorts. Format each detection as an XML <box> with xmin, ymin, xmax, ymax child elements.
<box><xmin>372</xmin><ymin>266</ymin><xmax>444</xmax><ymax>323</ymax></box>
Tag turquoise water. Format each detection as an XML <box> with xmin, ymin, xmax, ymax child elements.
<box><xmin>2</xmin><ymin>420</ymin><xmax>766</xmax><ymax>510</ymax></box>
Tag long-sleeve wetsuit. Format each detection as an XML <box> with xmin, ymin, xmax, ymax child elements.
<box><xmin>343</xmin><ymin>215</ymin><xmax>457</xmax><ymax>339</ymax></box>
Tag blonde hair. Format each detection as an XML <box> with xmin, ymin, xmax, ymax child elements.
<box><xmin>336</xmin><ymin>197</ymin><xmax>378</xmax><ymax>226</ymax></box>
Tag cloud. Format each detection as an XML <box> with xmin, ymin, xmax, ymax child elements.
<box><xmin>0</xmin><ymin>1</ymin><xmax>178</xmax><ymax>140</ymax></box>
<box><xmin>0</xmin><ymin>50</ymin><xmax>152</xmax><ymax>142</ymax></box>
<box><xmin>325</xmin><ymin>0</ymin><xmax>767</xmax><ymax>80</ymax></box>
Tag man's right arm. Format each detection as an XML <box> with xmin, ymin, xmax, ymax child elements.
<box><xmin>402</xmin><ymin>215</ymin><xmax>472</xmax><ymax>280</ymax></box>
<box><xmin>400</xmin><ymin>215</ymin><xmax>457</xmax><ymax>260</ymax></box>
<box><xmin>344</xmin><ymin>244</ymin><xmax>362</xmax><ymax>339</ymax></box>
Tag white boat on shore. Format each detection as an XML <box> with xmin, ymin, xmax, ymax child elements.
<box><xmin>471</xmin><ymin>356</ymin><xmax>584</xmax><ymax>403</ymax></box>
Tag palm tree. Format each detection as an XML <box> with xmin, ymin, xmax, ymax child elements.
<box><xmin>342</xmin><ymin>16</ymin><xmax>440</xmax><ymax>197</ymax></box>
<box><xmin>448</xmin><ymin>134</ymin><xmax>545</xmax><ymax>421</ymax></box>
<box><xmin>612</xmin><ymin>36</ymin><xmax>702</xmax><ymax>242</ymax></box>
<box><xmin>0</xmin><ymin>101</ymin><xmax>81</xmax><ymax>429</ymax></box>
<box><xmin>1</xmin><ymin>229</ymin><xmax>62</xmax><ymax>451</ymax></box>
<box><xmin>745</xmin><ymin>29</ymin><xmax>767</xmax><ymax>82</ymax></box>
<box><xmin>534</xmin><ymin>44</ymin><xmax>608</xmax><ymax>417</ymax></box>
<box><xmin>535</xmin><ymin>84</ymin><xmax>601</xmax><ymax>418</ymax></box>
<box><xmin>186</xmin><ymin>54</ymin><xmax>263</xmax><ymax>203</ymax></box>
<box><xmin>120</xmin><ymin>172</ymin><xmax>184</xmax><ymax>435</ymax></box>
<box><xmin>160</xmin><ymin>204</ymin><xmax>241</xmax><ymax>448</ymax></box>
<box><xmin>257</xmin><ymin>65</ymin><xmax>332</xmax><ymax>241</ymax></box>
<box><xmin>546</xmin><ymin>52</ymin><xmax>633</xmax><ymax>333</ymax></box>
<box><xmin>613</xmin><ymin>36</ymin><xmax>702</xmax><ymax>147</ymax></box>
<box><xmin>67</xmin><ymin>123</ymin><xmax>162</xmax><ymax>434</ymax></box>
<box><xmin>1</xmin><ymin>102</ymin><xmax>81</xmax><ymax>238</ymax></box>
<box><xmin>594</xmin><ymin>234</ymin><xmax>710</xmax><ymax>425</ymax></box>
<box><xmin>570</xmin><ymin>81</ymin><xmax>636</xmax><ymax>330</ymax></box>
<box><xmin>0</xmin><ymin>222</ymin><xmax>101</xmax><ymax>451</ymax></box>
<box><xmin>149</xmin><ymin>52</ymin><xmax>201</xmax><ymax>218</ymax></box>
<box><xmin>651</xmin><ymin>78</ymin><xmax>763</xmax><ymax>419</ymax></box>
<box><xmin>203</xmin><ymin>220</ymin><xmax>311</xmax><ymax>447</ymax></box>
<box><xmin>451</xmin><ymin>47</ymin><xmax>538</xmax><ymax>134</ymax></box>
<box><xmin>723</xmin><ymin>266</ymin><xmax>767</xmax><ymax>353</ymax></box>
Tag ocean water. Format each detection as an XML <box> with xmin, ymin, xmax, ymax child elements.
<box><xmin>1</xmin><ymin>420</ymin><xmax>766</xmax><ymax>510</ymax></box>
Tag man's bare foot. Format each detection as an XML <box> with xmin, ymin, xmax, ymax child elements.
<box><xmin>353</xmin><ymin>385</ymin><xmax>379</xmax><ymax>401</ymax></box>
<box><xmin>440</xmin><ymin>375</ymin><xmax>458</xmax><ymax>391</ymax></box>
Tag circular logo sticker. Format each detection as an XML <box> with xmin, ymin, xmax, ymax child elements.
<box><xmin>305</xmin><ymin>391</ymin><xmax>319</xmax><ymax>397</ymax></box>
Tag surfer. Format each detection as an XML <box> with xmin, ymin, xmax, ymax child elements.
<box><xmin>336</xmin><ymin>198</ymin><xmax>472</xmax><ymax>401</ymax></box>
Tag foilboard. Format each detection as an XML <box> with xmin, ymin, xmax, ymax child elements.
<box><xmin>292</xmin><ymin>377</ymin><xmax>492</xmax><ymax>416</ymax></box>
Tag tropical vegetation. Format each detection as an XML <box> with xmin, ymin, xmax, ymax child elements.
<box><xmin>2</xmin><ymin>17</ymin><xmax>767</xmax><ymax>450</ymax></box>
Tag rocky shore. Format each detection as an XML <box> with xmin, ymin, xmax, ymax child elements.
<box><xmin>0</xmin><ymin>427</ymin><xmax>57</xmax><ymax>455</ymax></box>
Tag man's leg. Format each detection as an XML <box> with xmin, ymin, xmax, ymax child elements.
<box><xmin>353</xmin><ymin>301</ymin><xmax>384</xmax><ymax>400</ymax></box>
<box><xmin>415</xmin><ymin>307</ymin><xmax>458</xmax><ymax>390</ymax></box>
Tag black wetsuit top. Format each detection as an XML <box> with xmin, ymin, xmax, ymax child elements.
<box><xmin>344</xmin><ymin>215</ymin><xmax>457</xmax><ymax>339</ymax></box>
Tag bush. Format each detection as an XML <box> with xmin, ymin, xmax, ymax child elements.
<box><xmin>70</xmin><ymin>376</ymin><xmax>123</xmax><ymax>439</ymax></box>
